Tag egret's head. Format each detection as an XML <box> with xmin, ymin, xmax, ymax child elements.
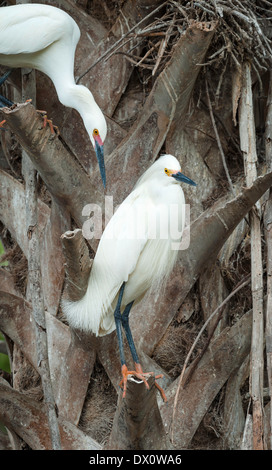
<box><xmin>72</xmin><ymin>84</ymin><xmax>107</xmax><ymax>187</ymax></box>
<box><xmin>135</xmin><ymin>154</ymin><xmax>196</xmax><ymax>190</ymax></box>
<box><xmin>159</xmin><ymin>154</ymin><xmax>197</xmax><ymax>186</ymax></box>
<box><xmin>83</xmin><ymin>105</ymin><xmax>107</xmax><ymax>188</ymax></box>
<box><xmin>90</xmin><ymin>123</ymin><xmax>107</xmax><ymax>188</ymax></box>
<box><xmin>164</xmin><ymin>166</ymin><xmax>196</xmax><ymax>186</ymax></box>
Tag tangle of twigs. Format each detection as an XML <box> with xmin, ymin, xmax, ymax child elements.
<box><xmin>100</xmin><ymin>1</ymin><xmax>272</xmax><ymax>84</ymax></box>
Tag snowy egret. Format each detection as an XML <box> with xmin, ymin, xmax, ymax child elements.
<box><xmin>0</xmin><ymin>3</ymin><xmax>107</xmax><ymax>186</ymax></box>
<box><xmin>63</xmin><ymin>154</ymin><xmax>196</xmax><ymax>398</ymax></box>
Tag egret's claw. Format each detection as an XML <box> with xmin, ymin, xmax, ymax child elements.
<box><xmin>154</xmin><ymin>379</ymin><xmax>167</xmax><ymax>402</ymax></box>
<box><xmin>119</xmin><ymin>364</ymin><xmax>153</xmax><ymax>398</ymax></box>
<box><xmin>119</xmin><ymin>363</ymin><xmax>167</xmax><ymax>402</ymax></box>
<box><xmin>37</xmin><ymin>110</ymin><xmax>59</xmax><ymax>135</ymax></box>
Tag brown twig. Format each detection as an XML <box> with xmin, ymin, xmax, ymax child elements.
<box><xmin>128</xmin><ymin>31</ymin><xmax>167</xmax><ymax>37</ymax></box>
<box><xmin>205</xmin><ymin>77</ymin><xmax>235</xmax><ymax>195</ymax></box>
<box><xmin>136</xmin><ymin>44</ymin><xmax>156</xmax><ymax>67</ymax></box>
<box><xmin>122</xmin><ymin>55</ymin><xmax>154</xmax><ymax>69</ymax></box>
<box><xmin>76</xmin><ymin>1</ymin><xmax>168</xmax><ymax>83</ymax></box>
<box><xmin>152</xmin><ymin>14</ymin><xmax>176</xmax><ymax>76</ymax></box>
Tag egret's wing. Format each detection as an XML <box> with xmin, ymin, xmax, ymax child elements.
<box><xmin>96</xmin><ymin>190</ymin><xmax>149</xmax><ymax>284</ymax></box>
<box><xmin>81</xmin><ymin>189</ymin><xmax>150</xmax><ymax>335</ymax></box>
<box><xmin>0</xmin><ymin>5</ymin><xmax>78</xmax><ymax>55</ymax></box>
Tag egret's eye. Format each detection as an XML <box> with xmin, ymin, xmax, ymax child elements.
<box><xmin>93</xmin><ymin>128</ymin><xmax>99</xmax><ymax>136</ymax></box>
<box><xmin>164</xmin><ymin>168</ymin><xmax>169</xmax><ymax>175</ymax></box>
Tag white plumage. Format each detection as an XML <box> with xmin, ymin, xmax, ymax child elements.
<box><xmin>0</xmin><ymin>3</ymin><xmax>107</xmax><ymax>185</ymax></box>
<box><xmin>63</xmin><ymin>154</ymin><xmax>196</xmax><ymax>336</ymax></box>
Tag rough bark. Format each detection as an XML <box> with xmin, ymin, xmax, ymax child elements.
<box><xmin>161</xmin><ymin>310</ymin><xmax>252</xmax><ymax>449</ymax></box>
<box><xmin>106</xmin><ymin>376</ymin><xmax>168</xmax><ymax>450</ymax></box>
<box><xmin>264</xmin><ymin>71</ymin><xmax>272</xmax><ymax>451</ymax></box>
<box><xmin>223</xmin><ymin>358</ymin><xmax>250</xmax><ymax>449</ymax></box>
<box><xmin>0</xmin><ymin>169</ymin><xmax>67</xmax><ymax>315</ymax></box>
<box><xmin>0</xmin><ymin>168</ymin><xmax>50</xmax><ymax>255</ymax></box>
<box><xmin>0</xmin><ymin>377</ymin><xmax>101</xmax><ymax>450</ymax></box>
<box><xmin>54</xmin><ymin>329</ymin><xmax>96</xmax><ymax>425</ymax></box>
<box><xmin>61</xmin><ymin>229</ymin><xmax>93</xmax><ymax>302</ymax></box>
<box><xmin>239</xmin><ymin>61</ymin><xmax>264</xmax><ymax>450</ymax></box>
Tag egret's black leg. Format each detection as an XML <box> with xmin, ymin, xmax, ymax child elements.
<box><xmin>114</xmin><ymin>284</ymin><xmax>137</xmax><ymax>366</ymax></box>
<box><xmin>0</xmin><ymin>96</ymin><xmax>13</xmax><ymax>108</ymax></box>
<box><xmin>121</xmin><ymin>289</ymin><xmax>168</xmax><ymax>402</ymax></box>
<box><xmin>0</xmin><ymin>70</ymin><xmax>12</xmax><ymax>87</ymax></box>
<box><xmin>115</xmin><ymin>283</ymin><xmax>150</xmax><ymax>397</ymax></box>
<box><xmin>121</xmin><ymin>301</ymin><xmax>139</xmax><ymax>364</ymax></box>
<box><xmin>115</xmin><ymin>283</ymin><xmax>167</xmax><ymax>401</ymax></box>
<box><xmin>114</xmin><ymin>282</ymin><xmax>126</xmax><ymax>366</ymax></box>
<box><xmin>0</xmin><ymin>70</ymin><xmax>13</xmax><ymax>108</ymax></box>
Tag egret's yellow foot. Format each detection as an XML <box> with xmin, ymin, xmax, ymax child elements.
<box><xmin>119</xmin><ymin>363</ymin><xmax>153</xmax><ymax>398</ymax></box>
<box><xmin>119</xmin><ymin>363</ymin><xmax>167</xmax><ymax>402</ymax></box>
<box><xmin>135</xmin><ymin>363</ymin><xmax>167</xmax><ymax>402</ymax></box>
<box><xmin>0</xmin><ymin>120</ymin><xmax>6</xmax><ymax>128</ymax></box>
<box><xmin>36</xmin><ymin>110</ymin><xmax>59</xmax><ymax>135</ymax></box>
<box><xmin>154</xmin><ymin>379</ymin><xmax>167</xmax><ymax>403</ymax></box>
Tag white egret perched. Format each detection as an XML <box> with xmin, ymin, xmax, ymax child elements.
<box><xmin>63</xmin><ymin>154</ymin><xmax>196</xmax><ymax>398</ymax></box>
<box><xmin>0</xmin><ymin>3</ymin><xmax>107</xmax><ymax>186</ymax></box>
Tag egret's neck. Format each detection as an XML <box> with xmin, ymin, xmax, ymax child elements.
<box><xmin>52</xmin><ymin>78</ymin><xmax>106</xmax><ymax>141</ymax></box>
<box><xmin>56</xmin><ymin>82</ymin><xmax>97</xmax><ymax>117</ymax></box>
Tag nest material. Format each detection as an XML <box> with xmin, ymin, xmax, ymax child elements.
<box><xmin>153</xmin><ymin>309</ymin><xmax>205</xmax><ymax>379</ymax></box>
<box><xmin>78</xmin><ymin>360</ymin><xmax>116</xmax><ymax>445</ymax></box>
<box><xmin>109</xmin><ymin>0</ymin><xmax>272</xmax><ymax>83</ymax></box>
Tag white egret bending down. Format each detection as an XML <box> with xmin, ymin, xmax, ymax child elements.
<box><xmin>0</xmin><ymin>3</ymin><xmax>107</xmax><ymax>186</ymax></box>
<box><xmin>63</xmin><ymin>155</ymin><xmax>196</xmax><ymax>399</ymax></box>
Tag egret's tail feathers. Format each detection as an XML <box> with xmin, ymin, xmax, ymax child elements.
<box><xmin>61</xmin><ymin>268</ymin><xmax>119</xmax><ymax>337</ymax></box>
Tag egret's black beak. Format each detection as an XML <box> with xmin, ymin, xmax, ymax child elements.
<box><xmin>95</xmin><ymin>140</ymin><xmax>106</xmax><ymax>188</ymax></box>
<box><xmin>172</xmin><ymin>171</ymin><xmax>197</xmax><ymax>186</ymax></box>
